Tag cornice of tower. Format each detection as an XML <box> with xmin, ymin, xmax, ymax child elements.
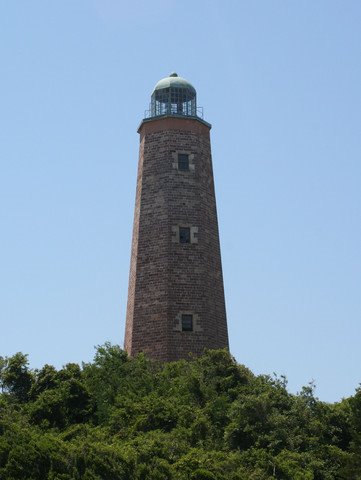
<box><xmin>138</xmin><ymin>115</ymin><xmax>212</xmax><ymax>137</ymax></box>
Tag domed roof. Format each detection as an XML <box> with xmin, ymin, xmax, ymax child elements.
<box><xmin>153</xmin><ymin>72</ymin><xmax>196</xmax><ymax>94</ymax></box>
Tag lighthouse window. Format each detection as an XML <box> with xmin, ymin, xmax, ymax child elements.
<box><xmin>179</xmin><ymin>227</ymin><xmax>191</xmax><ymax>244</ymax></box>
<box><xmin>178</xmin><ymin>153</ymin><xmax>189</xmax><ymax>171</ymax></box>
<box><xmin>181</xmin><ymin>314</ymin><xmax>193</xmax><ymax>332</ymax></box>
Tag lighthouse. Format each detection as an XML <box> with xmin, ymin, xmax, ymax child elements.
<box><xmin>124</xmin><ymin>73</ymin><xmax>229</xmax><ymax>361</ymax></box>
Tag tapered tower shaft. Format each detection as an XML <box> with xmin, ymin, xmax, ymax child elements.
<box><xmin>125</xmin><ymin>74</ymin><xmax>228</xmax><ymax>361</ymax></box>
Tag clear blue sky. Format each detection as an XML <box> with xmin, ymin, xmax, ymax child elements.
<box><xmin>1</xmin><ymin>1</ymin><xmax>360</xmax><ymax>402</ymax></box>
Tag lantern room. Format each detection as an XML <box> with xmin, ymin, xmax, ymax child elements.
<box><xmin>150</xmin><ymin>72</ymin><xmax>197</xmax><ymax>118</ymax></box>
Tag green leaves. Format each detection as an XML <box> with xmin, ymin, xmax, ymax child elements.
<box><xmin>0</xmin><ymin>353</ymin><xmax>33</xmax><ymax>402</ymax></box>
<box><xmin>0</xmin><ymin>346</ymin><xmax>359</xmax><ymax>479</ymax></box>
<box><xmin>29</xmin><ymin>378</ymin><xmax>92</xmax><ymax>429</ymax></box>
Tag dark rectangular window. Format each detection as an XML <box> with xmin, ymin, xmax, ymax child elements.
<box><xmin>179</xmin><ymin>227</ymin><xmax>190</xmax><ymax>244</ymax></box>
<box><xmin>178</xmin><ymin>153</ymin><xmax>189</xmax><ymax>171</ymax></box>
<box><xmin>181</xmin><ymin>314</ymin><xmax>193</xmax><ymax>332</ymax></box>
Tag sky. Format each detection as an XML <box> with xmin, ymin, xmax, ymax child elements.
<box><xmin>1</xmin><ymin>1</ymin><xmax>360</xmax><ymax>403</ymax></box>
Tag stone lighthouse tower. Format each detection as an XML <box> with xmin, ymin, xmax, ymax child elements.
<box><xmin>124</xmin><ymin>73</ymin><xmax>229</xmax><ymax>361</ymax></box>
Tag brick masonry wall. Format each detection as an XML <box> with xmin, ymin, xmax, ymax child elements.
<box><xmin>124</xmin><ymin>116</ymin><xmax>229</xmax><ymax>361</ymax></box>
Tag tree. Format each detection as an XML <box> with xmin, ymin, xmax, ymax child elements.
<box><xmin>0</xmin><ymin>353</ymin><xmax>33</xmax><ymax>402</ymax></box>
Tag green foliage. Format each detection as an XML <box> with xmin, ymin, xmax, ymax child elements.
<box><xmin>0</xmin><ymin>353</ymin><xmax>33</xmax><ymax>402</ymax></box>
<box><xmin>27</xmin><ymin>362</ymin><xmax>93</xmax><ymax>429</ymax></box>
<box><xmin>0</xmin><ymin>345</ymin><xmax>359</xmax><ymax>479</ymax></box>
